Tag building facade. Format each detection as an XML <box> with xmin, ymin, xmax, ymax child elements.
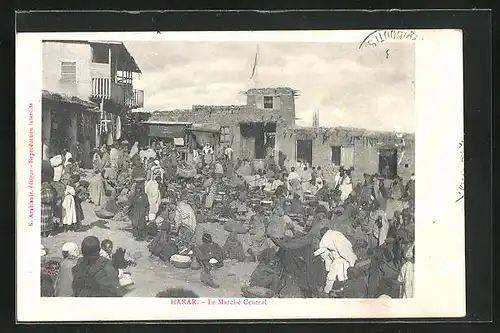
<box><xmin>42</xmin><ymin>40</ymin><xmax>144</xmax><ymax>167</ymax></box>
<box><xmin>147</xmin><ymin>87</ymin><xmax>298</xmax><ymax>163</ymax></box>
<box><xmin>145</xmin><ymin>86</ymin><xmax>414</xmax><ymax>181</ymax></box>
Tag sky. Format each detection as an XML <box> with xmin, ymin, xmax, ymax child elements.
<box><xmin>126</xmin><ymin>41</ymin><xmax>415</xmax><ymax>133</ymax></box>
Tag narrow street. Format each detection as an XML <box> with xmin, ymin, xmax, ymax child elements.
<box><xmin>41</xmin><ymin>200</ymin><xmax>258</xmax><ymax>297</ymax></box>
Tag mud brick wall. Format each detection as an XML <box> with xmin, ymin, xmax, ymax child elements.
<box><xmin>293</xmin><ymin>129</ymin><xmax>415</xmax><ymax>183</ymax></box>
<box><xmin>149</xmin><ymin>106</ymin><xmax>297</xmax><ymax>161</ymax></box>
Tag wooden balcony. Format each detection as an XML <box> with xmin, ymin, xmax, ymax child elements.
<box><xmin>91</xmin><ymin>77</ymin><xmax>144</xmax><ymax>109</ymax></box>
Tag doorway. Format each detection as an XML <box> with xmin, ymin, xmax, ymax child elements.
<box><xmin>379</xmin><ymin>148</ymin><xmax>398</xmax><ymax>179</ymax></box>
<box><xmin>296</xmin><ymin>139</ymin><xmax>313</xmax><ymax>166</ymax></box>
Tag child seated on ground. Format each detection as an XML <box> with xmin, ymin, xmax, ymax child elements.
<box><xmin>100</xmin><ymin>239</ymin><xmax>136</xmax><ymax>287</ymax></box>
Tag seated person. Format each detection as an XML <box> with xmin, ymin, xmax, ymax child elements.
<box><xmin>340</xmin><ymin>266</ymin><xmax>368</xmax><ymax>298</ymax></box>
<box><xmin>249</xmin><ymin>251</ymin><xmax>282</xmax><ymax>292</ymax></box>
<box><xmin>193</xmin><ymin>233</ymin><xmax>224</xmax><ymax>288</ymax></box>
<box><xmin>289</xmin><ymin>193</ymin><xmax>304</xmax><ymax>215</ymax></box>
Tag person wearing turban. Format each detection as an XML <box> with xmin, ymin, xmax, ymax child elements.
<box><xmin>54</xmin><ymin>242</ymin><xmax>80</xmax><ymax>297</ymax></box>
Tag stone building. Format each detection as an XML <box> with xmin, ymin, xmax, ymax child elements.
<box><xmin>145</xmin><ymin>86</ymin><xmax>414</xmax><ymax>181</ymax></box>
<box><xmin>146</xmin><ymin>87</ymin><xmax>298</xmax><ymax>164</ymax></box>
<box><xmin>42</xmin><ymin>40</ymin><xmax>144</xmax><ymax>167</ymax></box>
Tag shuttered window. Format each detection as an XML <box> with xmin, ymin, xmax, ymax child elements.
<box><xmin>60</xmin><ymin>61</ymin><xmax>77</xmax><ymax>83</ymax></box>
<box><xmin>263</xmin><ymin>96</ymin><xmax>274</xmax><ymax>109</ymax></box>
<box><xmin>220</xmin><ymin>126</ymin><xmax>231</xmax><ymax>142</ymax></box>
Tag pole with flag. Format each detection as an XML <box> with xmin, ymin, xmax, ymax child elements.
<box><xmin>249</xmin><ymin>44</ymin><xmax>259</xmax><ymax>88</ymax></box>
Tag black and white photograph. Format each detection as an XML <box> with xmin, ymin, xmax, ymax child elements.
<box><xmin>16</xmin><ymin>29</ymin><xmax>465</xmax><ymax>321</ymax></box>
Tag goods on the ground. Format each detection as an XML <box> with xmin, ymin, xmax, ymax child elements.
<box><xmin>223</xmin><ymin>220</ymin><xmax>248</xmax><ymax>234</ymax></box>
<box><xmin>95</xmin><ymin>209</ymin><xmax>115</xmax><ymax>219</ymax></box>
<box><xmin>170</xmin><ymin>254</ymin><xmax>192</xmax><ymax>269</ymax></box>
<box><xmin>222</xmin><ymin>232</ymin><xmax>246</xmax><ymax>262</ymax></box>
<box><xmin>241</xmin><ymin>286</ymin><xmax>275</xmax><ymax>298</ymax></box>
<box><xmin>177</xmin><ymin>165</ymin><xmax>197</xmax><ymax>178</ymax></box>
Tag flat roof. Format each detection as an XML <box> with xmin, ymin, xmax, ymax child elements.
<box><xmin>141</xmin><ymin>120</ymin><xmax>193</xmax><ymax>126</ymax></box>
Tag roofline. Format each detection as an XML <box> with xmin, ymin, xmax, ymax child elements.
<box><xmin>42</xmin><ymin>39</ymin><xmax>142</xmax><ymax>74</ymax></box>
<box><xmin>141</xmin><ymin>121</ymin><xmax>193</xmax><ymax>125</ymax></box>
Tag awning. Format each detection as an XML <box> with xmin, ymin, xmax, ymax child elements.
<box><xmin>149</xmin><ymin>125</ymin><xmax>187</xmax><ymax>138</ymax></box>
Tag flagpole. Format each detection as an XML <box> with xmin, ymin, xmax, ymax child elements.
<box><xmin>254</xmin><ymin>44</ymin><xmax>259</xmax><ymax>88</ymax></box>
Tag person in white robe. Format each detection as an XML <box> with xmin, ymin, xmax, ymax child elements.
<box><xmin>43</xmin><ymin>141</ymin><xmax>50</xmax><ymax>161</ymax></box>
<box><xmin>62</xmin><ymin>185</ymin><xmax>77</xmax><ymax>231</ymax></box>
<box><xmin>129</xmin><ymin>142</ymin><xmax>139</xmax><ymax>159</ymax></box>
<box><xmin>398</xmin><ymin>243</ymin><xmax>415</xmax><ymax>298</ymax></box>
<box><xmin>370</xmin><ymin>209</ymin><xmax>390</xmax><ymax>247</ymax></box>
<box><xmin>339</xmin><ymin>171</ymin><xmax>353</xmax><ymax>202</ymax></box>
<box><xmin>88</xmin><ymin>170</ymin><xmax>106</xmax><ymax>206</ymax></box>
<box><xmin>287</xmin><ymin>167</ymin><xmax>302</xmax><ymax>198</ymax></box>
<box><xmin>314</xmin><ymin>228</ymin><xmax>358</xmax><ymax>294</ymax></box>
<box><xmin>145</xmin><ymin>175</ymin><xmax>162</xmax><ymax>220</ymax></box>
<box><xmin>50</xmin><ymin>154</ymin><xmax>64</xmax><ymax>182</ymax></box>
<box><xmin>110</xmin><ymin>145</ymin><xmax>120</xmax><ymax>169</ymax></box>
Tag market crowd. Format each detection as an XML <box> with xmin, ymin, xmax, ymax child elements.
<box><xmin>40</xmin><ymin>139</ymin><xmax>415</xmax><ymax>299</ymax></box>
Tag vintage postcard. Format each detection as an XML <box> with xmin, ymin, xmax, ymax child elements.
<box><xmin>16</xmin><ymin>29</ymin><xmax>465</xmax><ymax>321</ymax></box>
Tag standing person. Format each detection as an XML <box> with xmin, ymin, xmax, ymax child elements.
<box><xmin>398</xmin><ymin>243</ymin><xmax>415</xmax><ymax>298</ymax></box>
<box><xmin>339</xmin><ymin>168</ymin><xmax>353</xmax><ymax>203</ymax></box>
<box><xmin>41</xmin><ymin>160</ymin><xmax>56</xmax><ymax>238</ymax></box>
<box><xmin>128</xmin><ymin>181</ymin><xmax>149</xmax><ymax>241</ymax></box>
<box><xmin>278</xmin><ymin>151</ymin><xmax>287</xmax><ymax>172</ymax></box>
<box><xmin>72</xmin><ymin>236</ymin><xmax>122</xmax><ymax>297</ymax></box>
<box><xmin>314</xmin><ymin>227</ymin><xmax>357</xmax><ymax>294</ymax></box>
<box><xmin>54</xmin><ymin>242</ymin><xmax>80</xmax><ymax>297</ymax></box>
<box><xmin>203</xmin><ymin>143</ymin><xmax>213</xmax><ymax>165</ymax></box>
<box><xmin>247</xmin><ymin>206</ymin><xmax>269</xmax><ymax>262</ymax></box>
<box><xmin>50</xmin><ymin>153</ymin><xmax>64</xmax><ymax>182</ymax></box>
<box><xmin>129</xmin><ymin>142</ymin><xmax>139</xmax><ymax>159</ymax></box>
<box><xmin>369</xmin><ymin>204</ymin><xmax>390</xmax><ymax>248</ymax></box>
<box><xmin>145</xmin><ymin>175</ymin><xmax>161</xmax><ymax>221</ymax></box>
<box><xmin>92</xmin><ymin>148</ymin><xmax>102</xmax><ymax>172</ymax></box>
<box><xmin>389</xmin><ymin>176</ymin><xmax>404</xmax><ymax>201</ymax></box>
<box><xmin>61</xmin><ymin>157</ymin><xmax>78</xmax><ymax>185</ymax></box>
<box><xmin>61</xmin><ymin>182</ymin><xmax>77</xmax><ymax>232</ymax></box>
<box><xmin>214</xmin><ymin>159</ymin><xmax>224</xmax><ymax>180</ymax></box>
<box><xmin>71</xmin><ymin>175</ymin><xmax>84</xmax><ymax>231</ymax></box>
<box><xmin>88</xmin><ymin>170</ymin><xmax>106</xmax><ymax>206</ymax></box>
<box><xmin>404</xmin><ymin>174</ymin><xmax>416</xmax><ymax>206</ymax></box>
<box><xmin>71</xmin><ymin>142</ymin><xmax>83</xmax><ymax>167</ymax></box>
<box><xmin>287</xmin><ymin>167</ymin><xmax>302</xmax><ymax>198</ymax></box>
<box><xmin>100</xmin><ymin>146</ymin><xmax>111</xmax><ymax>170</ymax></box>
<box><xmin>373</xmin><ymin>176</ymin><xmax>389</xmax><ymax>211</ymax></box>
<box><xmin>224</xmin><ymin>145</ymin><xmax>233</xmax><ymax>163</ymax></box>
<box><xmin>109</xmin><ymin>144</ymin><xmax>120</xmax><ymax>169</ymax></box>
<box><xmin>360</xmin><ymin>173</ymin><xmax>373</xmax><ymax>205</ymax></box>
<box><xmin>43</xmin><ymin>139</ymin><xmax>50</xmax><ymax>161</ymax></box>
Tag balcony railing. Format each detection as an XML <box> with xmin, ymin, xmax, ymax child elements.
<box><xmin>91</xmin><ymin>77</ymin><xmax>144</xmax><ymax>109</ymax></box>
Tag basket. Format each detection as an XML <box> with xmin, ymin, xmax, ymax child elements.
<box><xmin>95</xmin><ymin>209</ymin><xmax>115</xmax><ymax>219</ymax></box>
<box><xmin>170</xmin><ymin>254</ymin><xmax>192</xmax><ymax>269</ymax></box>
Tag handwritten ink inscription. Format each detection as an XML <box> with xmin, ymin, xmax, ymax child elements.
<box><xmin>456</xmin><ymin>140</ymin><xmax>464</xmax><ymax>203</ymax></box>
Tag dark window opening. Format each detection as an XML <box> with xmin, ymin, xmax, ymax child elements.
<box><xmin>91</xmin><ymin>45</ymin><xmax>110</xmax><ymax>64</ymax></box>
<box><xmin>379</xmin><ymin>148</ymin><xmax>398</xmax><ymax>179</ymax></box>
<box><xmin>220</xmin><ymin>126</ymin><xmax>231</xmax><ymax>143</ymax></box>
<box><xmin>263</xmin><ymin>96</ymin><xmax>274</xmax><ymax>109</ymax></box>
<box><xmin>60</xmin><ymin>62</ymin><xmax>76</xmax><ymax>83</ymax></box>
<box><xmin>297</xmin><ymin>139</ymin><xmax>313</xmax><ymax>166</ymax></box>
<box><xmin>331</xmin><ymin>146</ymin><xmax>341</xmax><ymax>165</ymax></box>
<box><xmin>240</xmin><ymin>122</ymin><xmax>276</xmax><ymax>159</ymax></box>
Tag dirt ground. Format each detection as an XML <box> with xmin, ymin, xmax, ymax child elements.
<box><xmin>41</xmin><ymin>200</ymin><xmax>258</xmax><ymax>297</ymax></box>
